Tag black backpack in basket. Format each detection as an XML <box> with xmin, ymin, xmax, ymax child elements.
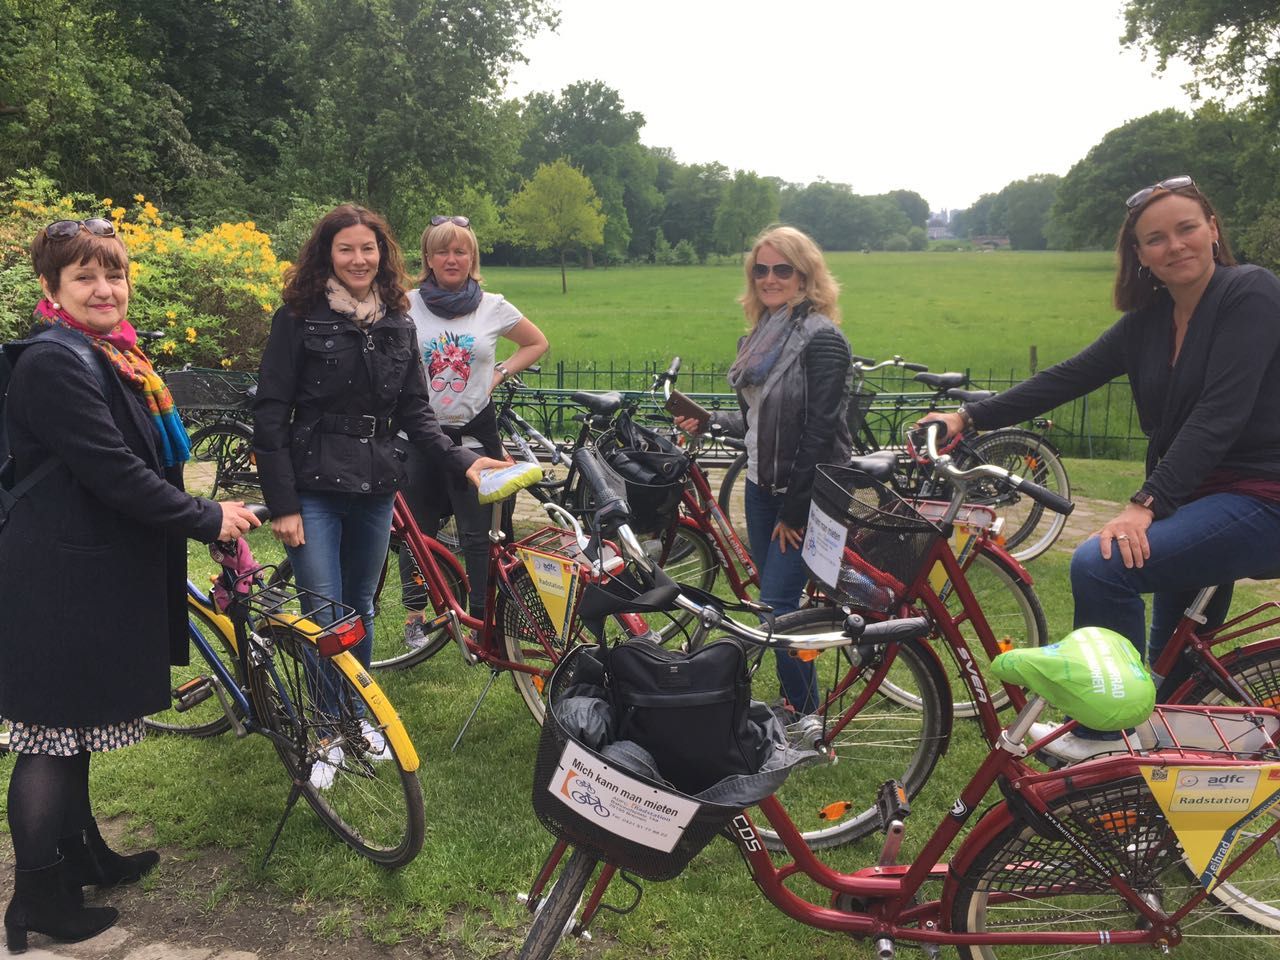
<box><xmin>597</xmin><ymin>418</ymin><xmax>690</xmax><ymax>534</ymax></box>
<box><xmin>605</xmin><ymin>637</ymin><xmax>768</xmax><ymax>795</ymax></box>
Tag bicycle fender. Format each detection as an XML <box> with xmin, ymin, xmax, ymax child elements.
<box><xmin>973</xmin><ymin>540</ymin><xmax>1032</xmax><ymax>586</ymax></box>
<box><xmin>190</xmin><ymin>599</ymin><xmax>238</xmax><ymax>653</ymax></box>
<box><xmin>265</xmin><ymin>612</ymin><xmax>420</xmax><ymax>772</ymax></box>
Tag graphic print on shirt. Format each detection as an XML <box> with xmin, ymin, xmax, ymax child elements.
<box><xmin>424</xmin><ymin>331</ymin><xmax>475</xmax><ymax>409</ymax></box>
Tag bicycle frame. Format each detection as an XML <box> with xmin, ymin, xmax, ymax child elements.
<box><xmin>677</xmin><ymin>450</ymin><xmax>758</xmax><ymax>598</ymax></box>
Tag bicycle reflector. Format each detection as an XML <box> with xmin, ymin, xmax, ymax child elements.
<box><xmin>316</xmin><ymin>617</ymin><xmax>366</xmax><ymax>658</ymax></box>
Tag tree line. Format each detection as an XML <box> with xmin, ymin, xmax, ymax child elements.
<box><xmin>3</xmin><ymin>1</ymin><xmax>1278</xmax><ymax>271</ymax></box>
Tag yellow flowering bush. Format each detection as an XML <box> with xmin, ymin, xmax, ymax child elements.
<box><xmin>0</xmin><ymin>171</ymin><xmax>287</xmax><ymax>369</ymax></box>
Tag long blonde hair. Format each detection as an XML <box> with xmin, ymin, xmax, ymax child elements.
<box><xmin>739</xmin><ymin>225</ymin><xmax>841</xmax><ymax>327</ymax></box>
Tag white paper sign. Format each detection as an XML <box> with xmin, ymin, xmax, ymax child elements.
<box><xmin>549</xmin><ymin>740</ymin><xmax>699</xmax><ymax>852</ymax></box>
<box><xmin>802</xmin><ymin>501</ymin><xmax>846</xmax><ymax>589</ymax></box>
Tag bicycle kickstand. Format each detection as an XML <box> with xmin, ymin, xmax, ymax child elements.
<box><xmin>260</xmin><ymin>778</ymin><xmax>306</xmax><ymax>871</ymax></box>
<box><xmin>451</xmin><ymin>667</ymin><xmax>501</xmax><ymax>753</ymax></box>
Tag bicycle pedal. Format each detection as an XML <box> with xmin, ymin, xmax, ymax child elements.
<box><xmin>172</xmin><ymin>675</ymin><xmax>216</xmax><ymax>712</ymax></box>
<box><xmin>876</xmin><ymin>779</ymin><xmax>911</xmax><ymax>828</ymax></box>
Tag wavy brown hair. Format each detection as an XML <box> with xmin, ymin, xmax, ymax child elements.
<box><xmin>1113</xmin><ymin>180</ymin><xmax>1235</xmax><ymax>313</ymax></box>
<box><xmin>739</xmin><ymin>225</ymin><xmax>841</xmax><ymax>328</ymax></box>
<box><xmin>283</xmin><ymin>204</ymin><xmax>409</xmax><ymax>314</ymax></box>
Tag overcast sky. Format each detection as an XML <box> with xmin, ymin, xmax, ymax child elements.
<box><xmin>504</xmin><ymin>0</ymin><xmax>1198</xmax><ymax>212</ymax></box>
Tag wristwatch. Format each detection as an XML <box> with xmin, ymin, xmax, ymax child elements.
<box><xmin>957</xmin><ymin>405</ymin><xmax>975</xmax><ymax>432</ymax></box>
<box><xmin>495</xmin><ymin>362</ymin><xmax>511</xmax><ymax>381</ymax></box>
<box><xmin>1129</xmin><ymin>490</ymin><xmax>1155</xmax><ymax>511</ymax></box>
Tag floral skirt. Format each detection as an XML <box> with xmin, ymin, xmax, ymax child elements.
<box><xmin>7</xmin><ymin>718</ymin><xmax>145</xmax><ymax>756</ymax></box>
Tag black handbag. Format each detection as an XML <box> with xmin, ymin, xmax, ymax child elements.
<box><xmin>605</xmin><ymin>637</ymin><xmax>767</xmax><ymax>794</ymax></box>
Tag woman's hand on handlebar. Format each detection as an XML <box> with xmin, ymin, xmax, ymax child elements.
<box><xmin>916</xmin><ymin>411</ymin><xmax>965</xmax><ymax>439</ymax></box>
<box><xmin>270</xmin><ymin>512</ymin><xmax>304</xmax><ymax>547</ymax></box>
<box><xmin>218</xmin><ymin>501</ymin><xmax>261</xmax><ymax>541</ymax></box>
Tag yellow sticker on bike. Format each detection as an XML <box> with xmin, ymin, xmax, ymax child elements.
<box><xmin>1142</xmin><ymin>763</ymin><xmax>1280</xmax><ymax>891</ymax></box>
<box><xmin>517</xmin><ymin>547</ymin><xmax>580</xmax><ymax>643</ymax></box>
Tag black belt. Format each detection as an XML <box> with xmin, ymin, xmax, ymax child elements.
<box><xmin>314</xmin><ymin>413</ymin><xmax>394</xmax><ymax>438</ymax></box>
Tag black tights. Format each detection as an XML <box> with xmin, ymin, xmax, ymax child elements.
<box><xmin>7</xmin><ymin>753</ymin><xmax>93</xmax><ymax>869</ymax></box>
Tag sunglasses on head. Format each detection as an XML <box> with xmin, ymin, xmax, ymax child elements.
<box><xmin>1125</xmin><ymin>175</ymin><xmax>1196</xmax><ymax>209</ymax></box>
<box><xmin>430</xmin><ymin>215</ymin><xmax>471</xmax><ymax>228</ymax></box>
<box><xmin>752</xmin><ymin>262</ymin><xmax>796</xmax><ymax>280</ymax></box>
<box><xmin>45</xmin><ymin>219</ymin><xmax>117</xmax><ymax>241</ymax></box>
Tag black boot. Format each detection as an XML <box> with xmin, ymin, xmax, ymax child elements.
<box><xmin>4</xmin><ymin>858</ymin><xmax>117</xmax><ymax>953</ymax></box>
<box><xmin>57</xmin><ymin>822</ymin><xmax>159</xmax><ymax>889</ymax></box>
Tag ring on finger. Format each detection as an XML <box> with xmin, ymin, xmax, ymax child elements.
<box><xmin>1115</xmin><ymin>534</ymin><xmax>1130</xmax><ymax>541</ymax></box>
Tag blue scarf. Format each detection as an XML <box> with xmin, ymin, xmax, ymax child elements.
<box><xmin>418</xmin><ymin>276</ymin><xmax>483</xmax><ymax>319</ymax></box>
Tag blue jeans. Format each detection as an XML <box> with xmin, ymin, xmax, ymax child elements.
<box><xmin>744</xmin><ymin>479</ymin><xmax>818</xmax><ymax>713</ymax></box>
<box><xmin>1068</xmin><ymin>492</ymin><xmax>1280</xmax><ymax>735</ymax></box>
<box><xmin>285</xmin><ymin>491</ymin><xmax>395</xmax><ymax>719</ymax></box>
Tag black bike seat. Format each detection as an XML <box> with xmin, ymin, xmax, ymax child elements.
<box><xmin>947</xmin><ymin>388</ymin><xmax>995</xmax><ymax>402</ymax></box>
<box><xmin>914</xmin><ymin>371</ymin><xmax>969</xmax><ymax>391</ymax></box>
<box><xmin>571</xmin><ymin>391</ymin><xmax>624</xmax><ymax>416</ymax></box>
<box><xmin>847</xmin><ymin>451</ymin><xmax>897</xmax><ymax>483</ymax></box>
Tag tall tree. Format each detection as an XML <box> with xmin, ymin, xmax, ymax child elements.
<box><xmin>887</xmin><ymin>189</ymin><xmax>931</xmax><ymax>228</ymax></box>
<box><xmin>713</xmin><ymin>171</ymin><xmax>779</xmax><ymax>257</ymax></box>
<box><xmin>505</xmin><ymin>159</ymin><xmax>606</xmax><ymax>293</ymax></box>
<box><xmin>662</xmin><ymin>162</ymin><xmax>728</xmax><ymax>260</ymax></box>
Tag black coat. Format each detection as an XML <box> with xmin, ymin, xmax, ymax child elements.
<box><xmin>0</xmin><ymin>337</ymin><xmax>222</xmax><ymax>728</ymax></box>
<box><xmin>253</xmin><ymin>303</ymin><xmax>476</xmax><ymax>517</ymax></box>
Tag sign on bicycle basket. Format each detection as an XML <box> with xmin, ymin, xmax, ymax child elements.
<box><xmin>801</xmin><ymin>501</ymin><xmax>845</xmax><ymax>590</ymax></box>
<box><xmin>550</xmin><ymin>740</ymin><xmax>699</xmax><ymax>852</ymax></box>
<box><xmin>1142</xmin><ymin>763</ymin><xmax>1280</xmax><ymax>891</ymax></box>
<box><xmin>516</xmin><ymin>546</ymin><xmax>581</xmax><ymax>644</ymax></box>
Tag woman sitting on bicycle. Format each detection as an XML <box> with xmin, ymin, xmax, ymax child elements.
<box><xmin>253</xmin><ymin>205</ymin><xmax>506</xmax><ymax>780</ymax></box>
<box><xmin>924</xmin><ymin>176</ymin><xmax>1280</xmax><ymax>758</ymax></box>
<box><xmin>0</xmin><ymin>221</ymin><xmax>259</xmax><ymax>949</ymax></box>
<box><xmin>400</xmin><ymin>214</ymin><xmax>549</xmax><ymax>645</ymax></box>
<box><xmin>675</xmin><ymin>225</ymin><xmax>853</xmax><ymax>715</ymax></box>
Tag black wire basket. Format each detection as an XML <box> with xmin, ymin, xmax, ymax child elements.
<box><xmin>805</xmin><ymin>465</ymin><xmax>942</xmax><ymax>610</ymax></box>
<box><xmin>847</xmin><ymin>387</ymin><xmax>876</xmax><ymax>434</ymax></box>
<box><xmin>165</xmin><ymin>367</ymin><xmax>258</xmax><ymax>412</ymax></box>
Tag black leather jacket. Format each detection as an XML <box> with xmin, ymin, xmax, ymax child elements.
<box><xmin>253</xmin><ymin>302</ymin><xmax>475</xmax><ymax>517</ymax></box>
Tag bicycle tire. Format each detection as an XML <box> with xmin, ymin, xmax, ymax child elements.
<box><xmin>1175</xmin><ymin>645</ymin><xmax>1280</xmax><ymax>712</ymax></box>
<box><xmin>648</xmin><ymin>522</ymin><xmax>719</xmax><ymax>642</ymax></box>
<box><xmin>186</xmin><ymin>419</ymin><xmax>258</xmax><ymax>500</ymax></box>
<box><xmin>963</xmin><ymin>429</ymin><xmax>1070</xmax><ymax>563</ymax></box>
<box><xmin>271</xmin><ymin>535</ymin><xmax>466</xmax><ymax>670</ymax></box>
<box><xmin>951</xmin><ymin>775</ymin><xmax>1280</xmax><ymax>959</ymax></box>
<box><xmin>145</xmin><ymin>602</ymin><xmax>239</xmax><ymax>737</ymax></box>
<box><xmin>751</xmin><ymin>606</ymin><xmax>950</xmax><ymax>850</ymax></box>
<box><xmin>923</xmin><ymin>548</ymin><xmax>1048</xmax><ymax>718</ymax></box>
<box><xmin>716</xmin><ymin>451</ymin><xmax>749</xmax><ymax>542</ymax></box>
<box><xmin>247</xmin><ymin>622</ymin><xmax>424</xmax><ymax>867</ymax></box>
<box><xmin>517</xmin><ymin>847</ymin><xmax>598</xmax><ymax>960</ymax></box>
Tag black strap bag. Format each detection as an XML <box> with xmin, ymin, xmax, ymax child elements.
<box><xmin>597</xmin><ymin>418</ymin><xmax>690</xmax><ymax>535</ymax></box>
<box><xmin>605</xmin><ymin>636</ymin><xmax>768</xmax><ymax>795</ymax></box>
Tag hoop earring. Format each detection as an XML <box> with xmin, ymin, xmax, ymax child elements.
<box><xmin>1137</xmin><ymin>265</ymin><xmax>1151</xmax><ymax>282</ymax></box>
<box><xmin>1137</xmin><ymin>264</ymin><xmax>1163</xmax><ymax>291</ymax></box>
<box><xmin>1212</xmin><ymin>240</ymin><xmax>1221</xmax><ymax>261</ymax></box>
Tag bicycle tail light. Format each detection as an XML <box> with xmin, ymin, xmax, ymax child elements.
<box><xmin>317</xmin><ymin>617</ymin><xmax>366</xmax><ymax>658</ymax></box>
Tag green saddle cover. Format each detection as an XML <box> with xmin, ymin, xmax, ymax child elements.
<box><xmin>990</xmin><ymin>627</ymin><xmax>1155</xmax><ymax>731</ymax></box>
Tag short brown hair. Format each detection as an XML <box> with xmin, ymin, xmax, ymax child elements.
<box><xmin>282</xmin><ymin>204</ymin><xmax>409</xmax><ymax>314</ymax></box>
<box><xmin>31</xmin><ymin>228</ymin><xmax>129</xmax><ymax>292</ymax></box>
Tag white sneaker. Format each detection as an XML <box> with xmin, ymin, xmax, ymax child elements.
<box><xmin>403</xmin><ymin>618</ymin><xmax>430</xmax><ymax>650</ymax></box>
<box><xmin>360</xmin><ymin>719</ymin><xmax>392</xmax><ymax>761</ymax></box>
<box><xmin>1028</xmin><ymin>721</ymin><xmax>1125</xmax><ymax>763</ymax></box>
<box><xmin>309</xmin><ymin>743</ymin><xmax>344</xmax><ymax>790</ymax></box>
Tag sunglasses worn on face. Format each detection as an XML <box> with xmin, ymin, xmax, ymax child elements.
<box><xmin>430</xmin><ymin>215</ymin><xmax>471</xmax><ymax>228</ymax></box>
<box><xmin>752</xmin><ymin>262</ymin><xmax>796</xmax><ymax>280</ymax></box>
<box><xmin>45</xmin><ymin>219</ymin><xmax>117</xmax><ymax>241</ymax></box>
<box><xmin>1125</xmin><ymin>175</ymin><xmax>1196</xmax><ymax>209</ymax></box>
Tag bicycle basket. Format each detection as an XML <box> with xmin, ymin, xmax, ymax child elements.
<box><xmin>531</xmin><ymin>645</ymin><xmax>797</xmax><ymax>880</ymax></box>
<box><xmin>804</xmin><ymin>464</ymin><xmax>942</xmax><ymax>611</ymax></box>
<box><xmin>165</xmin><ymin>367</ymin><xmax>258</xmax><ymax>412</ymax></box>
<box><xmin>847</xmin><ymin>387</ymin><xmax>876</xmax><ymax>434</ymax></box>
<box><xmin>595</xmin><ymin>421</ymin><xmax>690</xmax><ymax>535</ymax></box>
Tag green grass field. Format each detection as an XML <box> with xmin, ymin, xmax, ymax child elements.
<box><xmin>483</xmin><ymin>250</ymin><xmax>1118</xmax><ymax>378</ymax></box>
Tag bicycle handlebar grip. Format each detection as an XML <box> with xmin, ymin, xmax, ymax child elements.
<box><xmin>1009</xmin><ymin>476</ymin><xmax>1075</xmax><ymax>516</ymax></box>
<box><xmin>665</xmin><ymin>356</ymin><xmax>681</xmax><ymax>380</ymax></box>
<box><xmin>902</xmin><ymin>362</ymin><xmax>929</xmax><ymax>372</ymax></box>
<box><xmin>572</xmin><ymin>447</ymin><xmax>631</xmax><ymax>526</ymax></box>
<box><xmin>850</xmin><ymin>353</ymin><xmax>876</xmax><ymax>365</ymax></box>
<box><xmin>860</xmin><ymin>616</ymin><xmax>933</xmax><ymax>644</ymax></box>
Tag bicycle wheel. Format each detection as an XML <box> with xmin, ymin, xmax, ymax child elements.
<box><xmin>145</xmin><ymin>602</ymin><xmax>239</xmax><ymax>737</ymax></box>
<box><xmin>964</xmin><ymin>430</ymin><xmax>1070</xmax><ymax>563</ymax></box>
<box><xmin>518</xmin><ymin>847</ymin><xmax>598</xmax><ymax>960</ymax></box>
<box><xmin>186</xmin><ymin>420</ymin><xmax>258</xmax><ymax>500</ymax></box>
<box><xmin>716</xmin><ymin>451</ymin><xmax>748</xmax><ymax>541</ymax></box>
<box><xmin>271</xmin><ymin>535</ymin><xmax>466</xmax><ymax>670</ymax></box>
<box><xmin>247</xmin><ymin>623</ymin><xmax>424</xmax><ymax>867</ymax></box>
<box><xmin>1176</xmin><ymin>646</ymin><xmax>1280</xmax><ymax>711</ymax></box>
<box><xmin>951</xmin><ymin>775</ymin><xmax>1280</xmax><ymax>959</ymax></box>
<box><xmin>648</xmin><ymin>523</ymin><xmax>719</xmax><ymax>643</ymax></box>
<box><xmin>927</xmin><ymin>548</ymin><xmax>1048</xmax><ymax>717</ymax></box>
<box><xmin>751</xmin><ymin>606</ymin><xmax>950</xmax><ymax>850</ymax></box>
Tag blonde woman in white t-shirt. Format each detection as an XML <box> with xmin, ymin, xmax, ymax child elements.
<box><xmin>400</xmin><ymin>216</ymin><xmax>549</xmax><ymax>647</ymax></box>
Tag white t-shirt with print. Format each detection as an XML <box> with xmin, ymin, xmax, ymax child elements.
<box><xmin>407</xmin><ymin>289</ymin><xmax>523</xmax><ymax>444</ymax></box>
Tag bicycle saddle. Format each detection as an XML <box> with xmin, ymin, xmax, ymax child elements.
<box><xmin>571</xmin><ymin>391</ymin><xmax>624</xmax><ymax>416</ymax></box>
<box><xmin>913</xmin><ymin>371</ymin><xmax>969</xmax><ymax>390</ymax></box>
<box><xmin>846</xmin><ymin>451</ymin><xmax>897</xmax><ymax>483</ymax></box>
<box><xmin>946</xmin><ymin>388</ymin><xmax>995</xmax><ymax>403</ymax></box>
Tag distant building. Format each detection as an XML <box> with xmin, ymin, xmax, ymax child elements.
<box><xmin>927</xmin><ymin>209</ymin><xmax>953</xmax><ymax>240</ymax></box>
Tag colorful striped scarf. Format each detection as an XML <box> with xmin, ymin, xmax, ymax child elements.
<box><xmin>33</xmin><ymin>299</ymin><xmax>191</xmax><ymax>466</ymax></box>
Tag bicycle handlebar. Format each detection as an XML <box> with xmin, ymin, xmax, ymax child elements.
<box><xmin>920</xmin><ymin>423</ymin><xmax>1074</xmax><ymax>516</ymax></box>
<box><xmin>571</xmin><ymin>447</ymin><xmax>632</xmax><ymax>528</ymax></box>
<box><xmin>851</xmin><ymin>354</ymin><xmax>929</xmax><ymax>374</ymax></box>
